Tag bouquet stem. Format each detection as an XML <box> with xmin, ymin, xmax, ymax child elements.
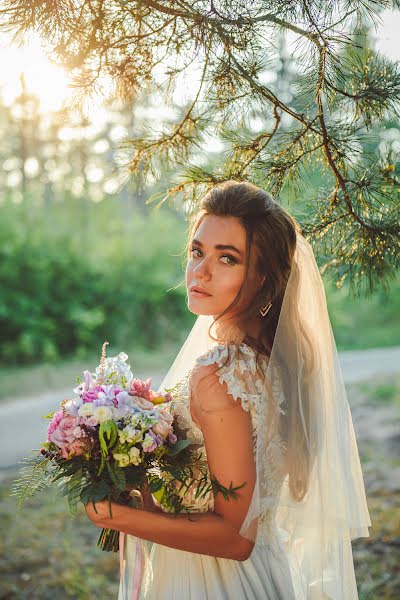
<box><xmin>97</xmin><ymin>527</ymin><xmax>120</xmax><ymax>552</ymax></box>
<box><xmin>96</xmin><ymin>489</ymin><xmax>144</xmax><ymax>552</ymax></box>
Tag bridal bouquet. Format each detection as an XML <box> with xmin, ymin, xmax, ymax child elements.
<box><xmin>11</xmin><ymin>342</ymin><xmax>204</xmax><ymax>552</ymax></box>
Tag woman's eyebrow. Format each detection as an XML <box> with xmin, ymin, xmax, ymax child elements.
<box><xmin>191</xmin><ymin>238</ymin><xmax>243</xmax><ymax>257</ymax></box>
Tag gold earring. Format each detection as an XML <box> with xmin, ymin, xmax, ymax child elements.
<box><xmin>259</xmin><ymin>300</ymin><xmax>272</xmax><ymax>317</ymax></box>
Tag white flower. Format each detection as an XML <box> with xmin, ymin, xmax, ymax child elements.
<box><xmin>64</xmin><ymin>397</ymin><xmax>83</xmax><ymax>416</ymax></box>
<box><xmin>94</xmin><ymin>352</ymin><xmax>133</xmax><ymax>387</ymax></box>
<box><xmin>73</xmin><ymin>382</ymin><xmax>86</xmax><ymax>396</ymax></box>
<box><xmin>128</xmin><ymin>447</ymin><xmax>141</xmax><ymax>466</ymax></box>
<box><xmin>129</xmin><ymin>414</ymin><xmax>142</xmax><ymax>427</ymax></box>
<box><xmin>118</xmin><ymin>426</ymin><xmax>143</xmax><ymax>444</ymax></box>
<box><xmin>78</xmin><ymin>403</ymin><xmax>94</xmax><ymax>418</ymax></box>
<box><xmin>112</xmin><ymin>405</ymin><xmax>130</xmax><ymax>420</ymax></box>
<box><xmin>113</xmin><ymin>452</ymin><xmax>130</xmax><ymax>467</ymax></box>
<box><xmin>93</xmin><ymin>406</ymin><xmax>113</xmax><ymax>423</ymax></box>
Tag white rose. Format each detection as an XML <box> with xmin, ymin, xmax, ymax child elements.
<box><xmin>93</xmin><ymin>406</ymin><xmax>113</xmax><ymax>423</ymax></box>
<box><xmin>78</xmin><ymin>403</ymin><xmax>94</xmax><ymax>417</ymax></box>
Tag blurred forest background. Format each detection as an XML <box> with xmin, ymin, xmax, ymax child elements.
<box><xmin>0</xmin><ymin>25</ymin><xmax>399</xmax><ymax>400</ymax></box>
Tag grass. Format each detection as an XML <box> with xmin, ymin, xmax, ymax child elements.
<box><xmin>0</xmin><ymin>479</ymin><xmax>120</xmax><ymax>599</ymax></box>
<box><xmin>325</xmin><ymin>274</ymin><xmax>400</xmax><ymax>352</ymax></box>
<box><xmin>353</xmin><ymin>491</ymin><xmax>400</xmax><ymax>600</ymax></box>
<box><xmin>349</xmin><ymin>376</ymin><xmax>400</xmax><ymax>599</ymax></box>
<box><xmin>358</xmin><ymin>373</ymin><xmax>400</xmax><ymax>408</ymax></box>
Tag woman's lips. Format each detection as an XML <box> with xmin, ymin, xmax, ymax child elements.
<box><xmin>190</xmin><ymin>290</ymin><xmax>212</xmax><ymax>298</ymax></box>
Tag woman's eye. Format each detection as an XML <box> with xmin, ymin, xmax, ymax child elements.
<box><xmin>190</xmin><ymin>248</ymin><xmax>236</xmax><ymax>265</ymax></box>
<box><xmin>220</xmin><ymin>254</ymin><xmax>237</xmax><ymax>265</ymax></box>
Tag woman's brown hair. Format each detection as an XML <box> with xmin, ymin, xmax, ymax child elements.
<box><xmin>185</xmin><ymin>179</ymin><xmax>316</xmax><ymax>502</ymax></box>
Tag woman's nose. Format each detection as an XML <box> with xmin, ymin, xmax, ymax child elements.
<box><xmin>193</xmin><ymin>256</ymin><xmax>211</xmax><ymax>277</ymax></box>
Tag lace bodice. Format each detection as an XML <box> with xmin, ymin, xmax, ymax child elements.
<box><xmin>171</xmin><ymin>342</ymin><xmax>288</xmax><ymax>550</ymax></box>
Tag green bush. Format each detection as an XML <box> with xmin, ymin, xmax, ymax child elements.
<box><xmin>0</xmin><ymin>199</ymin><xmax>191</xmax><ymax>364</ymax></box>
<box><xmin>1</xmin><ymin>194</ymin><xmax>399</xmax><ymax>366</ymax></box>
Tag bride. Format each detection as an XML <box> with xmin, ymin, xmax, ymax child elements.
<box><xmin>86</xmin><ymin>180</ymin><xmax>371</xmax><ymax>599</ymax></box>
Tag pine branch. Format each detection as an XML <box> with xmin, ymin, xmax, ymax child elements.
<box><xmin>1</xmin><ymin>0</ymin><xmax>399</xmax><ymax>290</ymax></box>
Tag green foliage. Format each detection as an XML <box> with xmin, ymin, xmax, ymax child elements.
<box><xmin>0</xmin><ymin>198</ymin><xmax>191</xmax><ymax>364</ymax></box>
<box><xmin>106</xmin><ymin>461</ymin><xmax>126</xmax><ymax>492</ymax></box>
<box><xmin>11</xmin><ymin>451</ymin><xmax>55</xmax><ymax>506</ymax></box>
<box><xmin>165</xmin><ymin>438</ymin><xmax>192</xmax><ymax>456</ymax></box>
<box><xmin>326</xmin><ymin>272</ymin><xmax>400</xmax><ymax>349</ymax></box>
<box><xmin>98</xmin><ymin>420</ymin><xmax>118</xmax><ymax>475</ymax></box>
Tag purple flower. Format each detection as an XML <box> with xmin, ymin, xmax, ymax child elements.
<box><xmin>167</xmin><ymin>433</ymin><xmax>177</xmax><ymax>444</ymax></box>
<box><xmin>82</xmin><ymin>385</ymin><xmax>104</xmax><ymax>403</ymax></box>
<box><xmin>111</xmin><ymin>388</ymin><xmax>127</xmax><ymax>407</ymax></box>
<box><xmin>148</xmin><ymin>430</ymin><xmax>163</xmax><ymax>448</ymax></box>
<box><xmin>142</xmin><ymin>431</ymin><xmax>158</xmax><ymax>453</ymax></box>
<box><xmin>84</xmin><ymin>370</ymin><xmax>94</xmax><ymax>389</ymax></box>
<box><xmin>73</xmin><ymin>370</ymin><xmax>94</xmax><ymax>396</ymax></box>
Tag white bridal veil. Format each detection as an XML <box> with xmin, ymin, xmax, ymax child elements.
<box><xmin>158</xmin><ymin>232</ymin><xmax>371</xmax><ymax>599</ymax></box>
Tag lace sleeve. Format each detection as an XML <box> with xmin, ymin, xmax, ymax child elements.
<box><xmin>192</xmin><ymin>343</ymin><xmax>268</xmax><ymax>442</ymax></box>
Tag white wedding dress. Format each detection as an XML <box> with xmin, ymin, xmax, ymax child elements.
<box><xmin>118</xmin><ymin>342</ymin><xmax>297</xmax><ymax>600</ymax></box>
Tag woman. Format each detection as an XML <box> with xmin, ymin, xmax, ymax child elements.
<box><xmin>86</xmin><ymin>180</ymin><xmax>371</xmax><ymax>599</ymax></box>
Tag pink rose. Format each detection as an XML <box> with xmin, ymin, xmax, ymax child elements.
<box><xmin>129</xmin><ymin>378</ymin><xmax>152</xmax><ymax>400</ymax></box>
<box><xmin>131</xmin><ymin>396</ymin><xmax>154</xmax><ymax>411</ymax></box>
<box><xmin>47</xmin><ymin>410</ymin><xmax>64</xmax><ymax>441</ymax></box>
<box><xmin>61</xmin><ymin>439</ymin><xmax>85</xmax><ymax>459</ymax></box>
<box><xmin>152</xmin><ymin>409</ymin><xmax>174</xmax><ymax>439</ymax></box>
<box><xmin>50</xmin><ymin>416</ymin><xmax>80</xmax><ymax>448</ymax></box>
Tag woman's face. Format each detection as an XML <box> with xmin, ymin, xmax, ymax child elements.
<box><xmin>186</xmin><ymin>214</ymin><xmax>261</xmax><ymax>319</ymax></box>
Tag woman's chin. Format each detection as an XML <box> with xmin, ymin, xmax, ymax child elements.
<box><xmin>187</xmin><ymin>301</ymin><xmax>215</xmax><ymax>316</ymax></box>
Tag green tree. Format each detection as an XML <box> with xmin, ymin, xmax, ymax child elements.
<box><xmin>1</xmin><ymin>0</ymin><xmax>399</xmax><ymax>291</ymax></box>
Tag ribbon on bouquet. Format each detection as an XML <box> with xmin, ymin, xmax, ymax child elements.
<box><xmin>119</xmin><ymin>531</ymin><xmax>146</xmax><ymax>600</ymax></box>
<box><xmin>119</xmin><ymin>489</ymin><xmax>148</xmax><ymax>600</ymax></box>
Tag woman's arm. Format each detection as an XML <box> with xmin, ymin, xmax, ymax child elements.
<box><xmin>86</xmin><ymin>500</ymin><xmax>252</xmax><ymax>560</ymax></box>
<box><xmin>86</xmin><ymin>364</ymin><xmax>256</xmax><ymax>560</ymax></box>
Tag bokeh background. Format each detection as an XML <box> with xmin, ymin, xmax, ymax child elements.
<box><xmin>0</xmin><ymin>4</ymin><xmax>399</xmax><ymax>599</ymax></box>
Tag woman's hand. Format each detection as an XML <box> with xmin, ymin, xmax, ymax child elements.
<box><xmin>85</xmin><ymin>486</ymin><xmax>162</xmax><ymax>528</ymax></box>
<box><xmin>85</xmin><ymin>499</ymin><xmax>112</xmax><ymax>528</ymax></box>
<box><xmin>125</xmin><ymin>483</ymin><xmax>163</xmax><ymax>512</ymax></box>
